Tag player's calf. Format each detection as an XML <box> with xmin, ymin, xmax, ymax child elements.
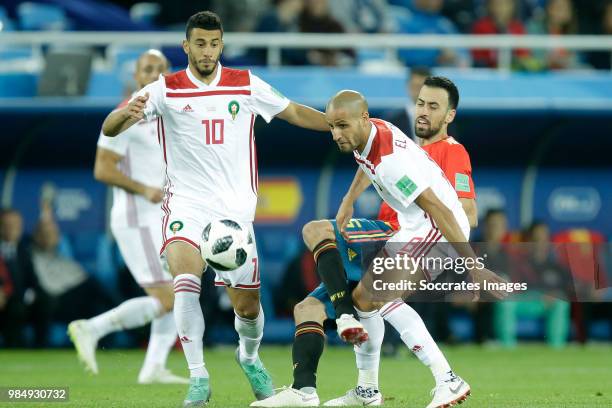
<box><xmin>303</xmin><ymin>221</ymin><xmax>357</xmax><ymax>319</ymax></box>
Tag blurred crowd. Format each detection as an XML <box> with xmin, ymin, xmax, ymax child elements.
<box><xmin>147</xmin><ymin>0</ymin><xmax>612</xmax><ymax>70</ymax></box>
<box><xmin>2</xmin><ymin>201</ymin><xmax>610</xmax><ymax>349</ymax></box>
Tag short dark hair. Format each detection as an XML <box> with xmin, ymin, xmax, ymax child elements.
<box><xmin>423</xmin><ymin>76</ymin><xmax>459</xmax><ymax>110</ymax></box>
<box><xmin>186</xmin><ymin>11</ymin><xmax>223</xmax><ymax>39</ymax></box>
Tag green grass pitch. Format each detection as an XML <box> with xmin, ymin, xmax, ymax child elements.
<box><xmin>1</xmin><ymin>345</ymin><xmax>611</xmax><ymax>407</ymax></box>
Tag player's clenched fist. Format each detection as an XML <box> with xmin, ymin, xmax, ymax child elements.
<box><xmin>125</xmin><ymin>93</ymin><xmax>149</xmax><ymax>120</ymax></box>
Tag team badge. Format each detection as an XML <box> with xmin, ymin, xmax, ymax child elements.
<box><xmin>348</xmin><ymin>248</ymin><xmax>358</xmax><ymax>261</ymax></box>
<box><xmin>228</xmin><ymin>100</ymin><xmax>240</xmax><ymax>120</ymax></box>
<box><xmin>169</xmin><ymin>221</ymin><xmax>184</xmax><ymax>234</ymax></box>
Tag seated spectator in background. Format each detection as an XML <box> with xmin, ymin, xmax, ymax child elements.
<box><xmin>0</xmin><ymin>209</ymin><xmax>45</xmax><ymax>347</ymax></box>
<box><xmin>551</xmin><ymin>228</ymin><xmax>609</xmax><ymax>343</ymax></box>
<box><xmin>471</xmin><ymin>0</ymin><xmax>532</xmax><ymax>69</ymax></box>
<box><xmin>251</xmin><ymin>0</ymin><xmax>307</xmax><ymax>65</ymax></box>
<box><xmin>30</xmin><ymin>207</ymin><xmax>115</xmax><ymax>345</ymax></box>
<box><xmin>396</xmin><ymin>0</ymin><xmax>470</xmax><ymax>67</ymax></box>
<box><xmin>586</xmin><ymin>0</ymin><xmax>612</xmax><ymax>70</ymax></box>
<box><xmin>494</xmin><ymin>222</ymin><xmax>570</xmax><ymax>348</ymax></box>
<box><xmin>383</xmin><ymin>66</ymin><xmax>431</xmax><ymax>141</ymax></box>
<box><xmin>470</xmin><ymin>208</ymin><xmax>512</xmax><ymax>344</ymax></box>
<box><xmin>526</xmin><ymin>0</ymin><xmax>583</xmax><ymax>70</ymax></box>
<box><xmin>299</xmin><ymin>0</ymin><xmax>355</xmax><ymax>66</ymax></box>
<box><xmin>328</xmin><ymin>0</ymin><xmax>393</xmax><ymax>33</ymax></box>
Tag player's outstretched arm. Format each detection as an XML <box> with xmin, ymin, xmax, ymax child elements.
<box><xmin>94</xmin><ymin>147</ymin><xmax>163</xmax><ymax>203</ymax></box>
<box><xmin>336</xmin><ymin>169</ymin><xmax>371</xmax><ymax>233</ymax></box>
<box><xmin>102</xmin><ymin>93</ymin><xmax>149</xmax><ymax>137</ymax></box>
<box><xmin>276</xmin><ymin>102</ymin><xmax>329</xmax><ymax>131</ymax></box>
<box><xmin>415</xmin><ymin>188</ymin><xmax>507</xmax><ymax>299</ymax></box>
<box><xmin>459</xmin><ymin>198</ymin><xmax>478</xmax><ymax>228</ymax></box>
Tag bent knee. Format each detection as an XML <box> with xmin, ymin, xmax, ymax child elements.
<box><xmin>234</xmin><ymin>300</ymin><xmax>261</xmax><ymax>320</ymax></box>
<box><xmin>147</xmin><ymin>286</ymin><xmax>175</xmax><ymax>312</ymax></box>
<box><xmin>351</xmin><ymin>285</ymin><xmax>376</xmax><ymax>312</ymax></box>
<box><xmin>293</xmin><ymin>297</ymin><xmax>326</xmax><ymax>324</ymax></box>
<box><xmin>302</xmin><ymin>220</ymin><xmax>335</xmax><ymax>251</ymax></box>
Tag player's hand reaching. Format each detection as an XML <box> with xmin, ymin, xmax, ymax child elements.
<box><xmin>335</xmin><ymin>198</ymin><xmax>354</xmax><ymax>237</ymax></box>
<box><xmin>142</xmin><ymin>186</ymin><xmax>163</xmax><ymax>203</ymax></box>
<box><xmin>468</xmin><ymin>267</ymin><xmax>509</xmax><ymax>301</ymax></box>
<box><xmin>125</xmin><ymin>93</ymin><xmax>149</xmax><ymax>121</ymax></box>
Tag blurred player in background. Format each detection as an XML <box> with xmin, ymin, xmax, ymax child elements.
<box><xmin>67</xmin><ymin>50</ymin><xmax>187</xmax><ymax>384</ymax></box>
<box><xmin>253</xmin><ymin>78</ymin><xmax>478</xmax><ymax>407</ymax></box>
<box><xmin>101</xmin><ymin>11</ymin><xmax>329</xmax><ymax>407</ymax></box>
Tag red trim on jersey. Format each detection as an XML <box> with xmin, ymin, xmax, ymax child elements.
<box><xmin>248</xmin><ymin>114</ymin><xmax>257</xmax><ymax>194</ymax></box>
<box><xmin>366</xmin><ymin>119</ymin><xmax>395</xmax><ymax>168</ymax></box>
<box><xmin>218</xmin><ymin>67</ymin><xmax>250</xmax><ymax>87</ymax></box>
<box><xmin>164</xmin><ymin>70</ymin><xmax>198</xmax><ymax>90</ymax></box>
<box><xmin>354</xmin><ymin>156</ymin><xmax>376</xmax><ymax>174</ymax></box>
<box><xmin>160</xmin><ymin>117</ymin><xmax>167</xmax><ymax>163</ymax></box>
<box><xmin>160</xmin><ymin>236</ymin><xmax>200</xmax><ymax>255</ymax></box>
<box><xmin>213</xmin><ymin>281</ymin><xmax>261</xmax><ymax>289</ymax></box>
<box><xmin>235</xmin><ymin>283</ymin><xmax>261</xmax><ymax>289</ymax></box>
<box><xmin>166</xmin><ymin>90</ymin><xmax>251</xmax><ymax>98</ymax></box>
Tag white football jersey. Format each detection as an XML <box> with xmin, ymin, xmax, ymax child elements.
<box><xmin>98</xmin><ymin>98</ymin><xmax>165</xmax><ymax>229</ymax></box>
<box><xmin>354</xmin><ymin>119</ymin><xmax>469</xmax><ymax>236</ymax></box>
<box><xmin>134</xmin><ymin>64</ymin><xmax>290</xmax><ymax>222</ymax></box>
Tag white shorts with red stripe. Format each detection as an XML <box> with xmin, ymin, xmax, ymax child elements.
<box><xmin>159</xmin><ymin>200</ymin><xmax>261</xmax><ymax>290</ymax></box>
<box><xmin>386</xmin><ymin>218</ymin><xmax>470</xmax><ymax>282</ymax></box>
<box><xmin>112</xmin><ymin>223</ymin><xmax>173</xmax><ymax>288</ymax></box>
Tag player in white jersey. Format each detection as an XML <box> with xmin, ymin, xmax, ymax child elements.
<box><xmin>325</xmin><ymin>90</ymin><xmax>506</xmax><ymax>408</ymax></box>
<box><xmin>100</xmin><ymin>11</ymin><xmax>329</xmax><ymax>408</ymax></box>
<box><xmin>68</xmin><ymin>50</ymin><xmax>187</xmax><ymax>385</ymax></box>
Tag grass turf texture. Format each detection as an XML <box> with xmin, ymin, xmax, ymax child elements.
<box><xmin>0</xmin><ymin>345</ymin><xmax>610</xmax><ymax>407</ymax></box>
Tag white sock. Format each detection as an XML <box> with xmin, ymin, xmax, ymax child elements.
<box><xmin>354</xmin><ymin>308</ymin><xmax>384</xmax><ymax>390</ymax></box>
<box><xmin>88</xmin><ymin>296</ymin><xmax>162</xmax><ymax>340</ymax></box>
<box><xmin>234</xmin><ymin>304</ymin><xmax>264</xmax><ymax>365</ymax></box>
<box><xmin>380</xmin><ymin>299</ymin><xmax>452</xmax><ymax>385</ymax></box>
<box><xmin>173</xmin><ymin>274</ymin><xmax>208</xmax><ymax>378</ymax></box>
<box><xmin>141</xmin><ymin>312</ymin><xmax>177</xmax><ymax>373</ymax></box>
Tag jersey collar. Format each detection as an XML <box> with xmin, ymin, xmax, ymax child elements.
<box><xmin>356</xmin><ymin>121</ymin><xmax>377</xmax><ymax>159</ymax></box>
<box><xmin>186</xmin><ymin>63</ymin><xmax>223</xmax><ymax>88</ymax></box>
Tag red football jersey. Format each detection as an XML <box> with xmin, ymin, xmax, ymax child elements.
<box><xmin>377</xmin><ymin>136</ymin><xmax>475</xmax><ymax>229</ymax></box>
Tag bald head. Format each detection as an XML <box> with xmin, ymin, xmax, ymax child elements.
<box><xmin>325</xmin><ymin>90</ymin><xmax>372</xmax><ymax>154</ymax></box>
<box><xmin>326</xmin><ymin>90</ymin><xmax>368</xmax><ymax>118</ymax></box>
<box><xmin>134</xmin><ymin>49</ymin><xmax>169</xmax><ymax>89</ymax></box>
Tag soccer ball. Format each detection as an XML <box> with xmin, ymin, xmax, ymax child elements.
<box><xmin>200</xmin><ymin>219</ymin><xmax>253</xmax><ymax>271</ymax></box>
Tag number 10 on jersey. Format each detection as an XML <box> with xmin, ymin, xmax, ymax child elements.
<box><xmin>202</xmin><ymin>119</ymin><xmax>224</xmax><ymax>145</ymax></box>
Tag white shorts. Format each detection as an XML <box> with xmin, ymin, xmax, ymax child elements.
<box><xmin>386</xmin><ymin>216</ymin><xmax>470</xmax><ymax>282</ymax></box>
<box><xmin>112</xmin><ymin>224</ymin><xmax>173</xmax><ymax>288</ymax></box>
<box><xmin>160</xmin><ymin>199</ymin><xmax>260</xmax><ymax>290</ymax></box>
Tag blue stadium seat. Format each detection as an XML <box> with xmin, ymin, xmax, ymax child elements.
<box><xmin>129</xmin><ymin>2</ymin><xmax>160</xmax><ymax>24</ymax></box>
<box><xmin>0</xmin><ymin>6</ymin><xmax>16</xmax><ymax>31</ymax></box>
<box><xmin>17</xmin><ymin>2</ymin><xmax>68</xmax><ymax>31</ymax></box>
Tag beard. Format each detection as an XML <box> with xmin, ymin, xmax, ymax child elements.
<box><xmin>189</xmin><ymin>53</ymin><xmax>219</xmax><ymax>77</ymax></box>
<box><xmin>414</xmin><ymin>118</ymin><xmax>443</xmax><ymax>139</ymax></box>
